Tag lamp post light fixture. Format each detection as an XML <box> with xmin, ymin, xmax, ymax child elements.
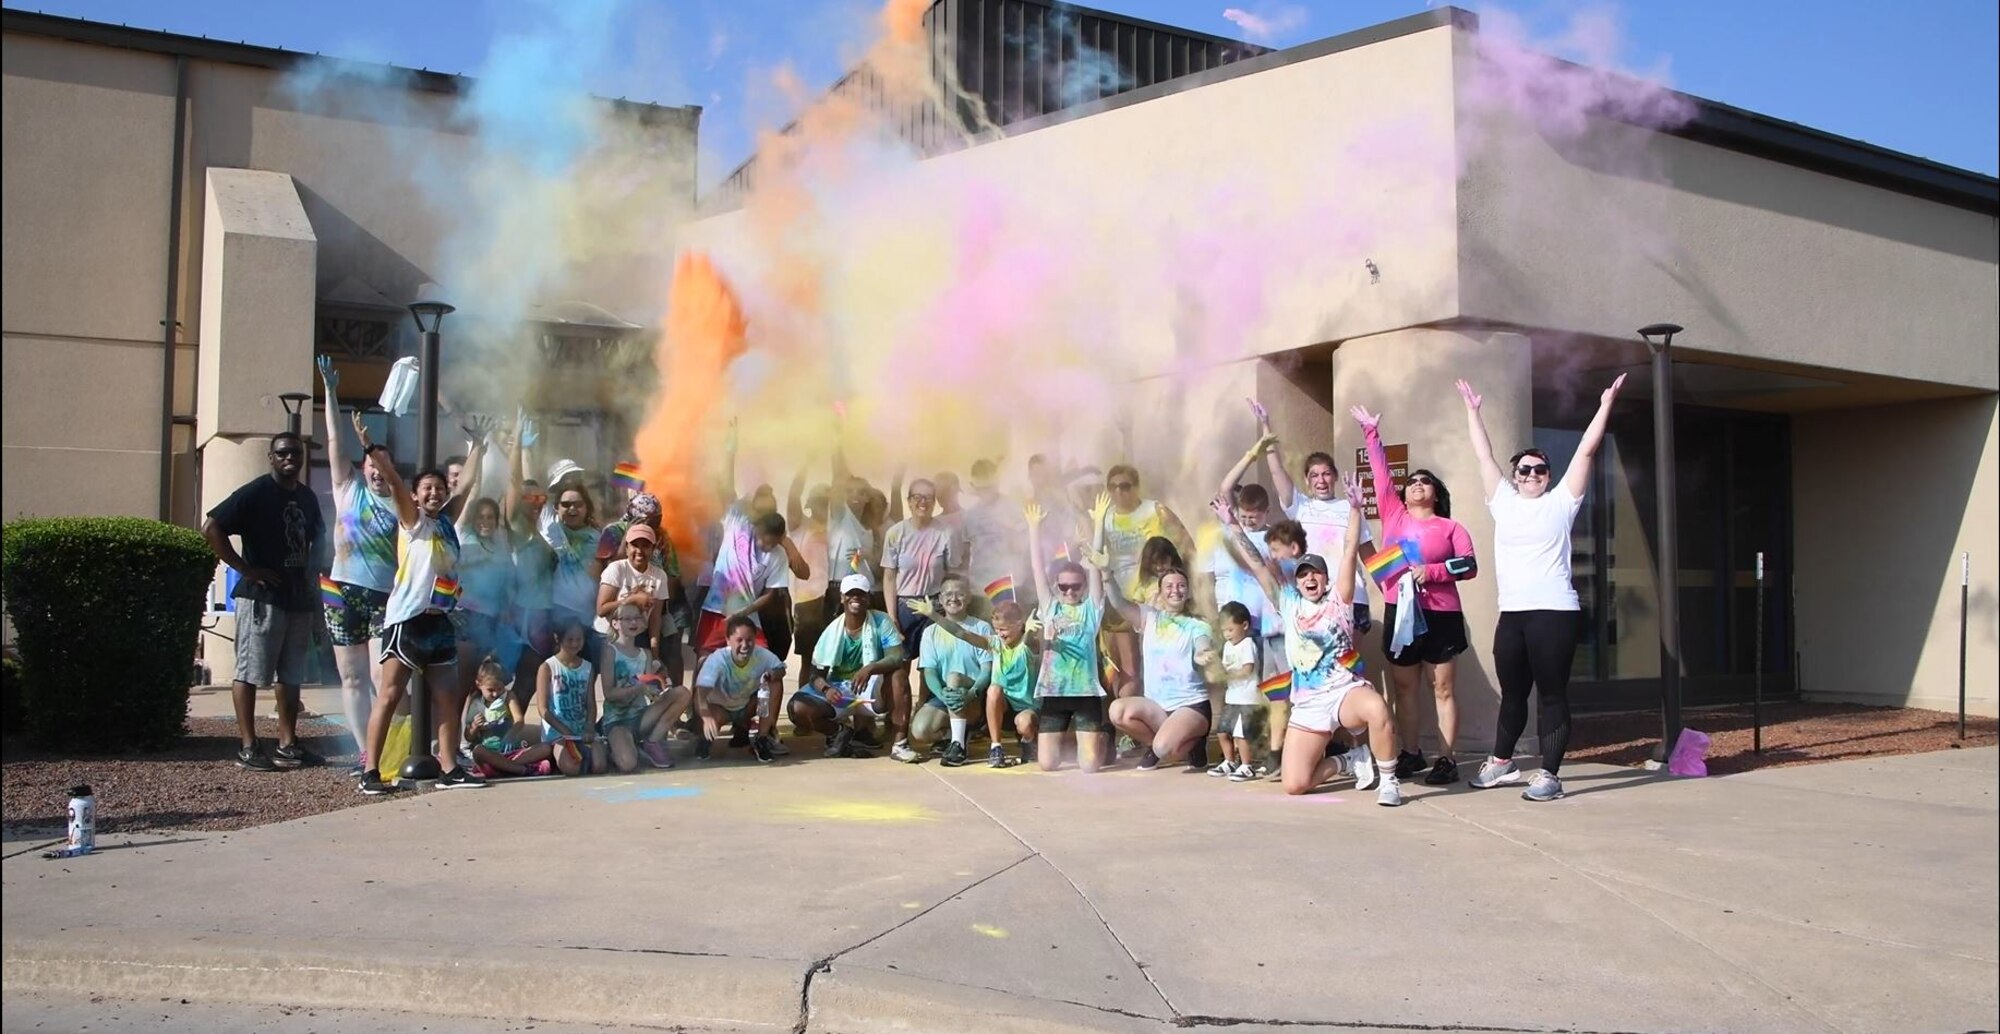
<box><xmin>277</xmin><ymin>392</ymin><xmax>313</xmax><ymax>438</ymax></box>
<box><xmin>401</xmin><ymin>284</ymin><xmax>453</xmax><ymax>786</ymax></box>
<box><xmin>1638</xmin><ymin>322</ymin><xmax>1685</xmax><ymax>766</ymax></box>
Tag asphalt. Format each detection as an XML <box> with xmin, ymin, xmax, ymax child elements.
<box><xmin>3</xmin><ymin>723</ymin><xmax>1994</xmax><ymax>1034</ymax></box>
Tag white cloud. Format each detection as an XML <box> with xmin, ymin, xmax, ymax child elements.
<box><xmin>1222</xmin><ymin>4</ymin><xmax>1309</xmax><ymax>44</ymax></box>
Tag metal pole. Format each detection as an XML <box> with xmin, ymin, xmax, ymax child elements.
<box><xmin>417</xmin><ymin>328</ymin><xmax>440</xmax><ymax>472</ymax></box>
<box><xmin>156</xmin><ymin>54</ymin><xmax>189</xmax><ymax>523</ymax></box>
<box><xmin>400</xmin><ymin>326</ymin><xmax>444</xmax><ymax>785</ymax></box>
<box><xmin>1648</xmin><ymin>333</ymin><xmax>1683</xmax><ymax>763</ymax></box>
<box><xmin>1754</xmin><ymin>551</ymin><xmax>1764</xmax><ymax>755</ymax></box>
<box><xmin>1960</xmin><ymin>551</ymin><xmax>1970</xmax><ymax>741</ymax></box>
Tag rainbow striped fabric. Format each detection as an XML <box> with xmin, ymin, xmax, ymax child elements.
<box><xmin>984</xmin><ymin>576</ymin><xmax>1016</xmax><ymax>604</ymax></box>
<box><xmin>1258</xmin><ymin>672</ymin><xmax>1292</xmax><ymax>702</ymax></box>
<box><xmin>611</xmin><ymin>461</ymin><xmax>644</xmax><ymax>492</ymax></box>
<box><xmin>1336</xmin><ymin>647</ymin><xmax>1365</xmax><ymax>675</ymax></box>
<box><xmin>1363</xmin><ymin>541</ymin><xmax>1412</xmax><ymax>586</ymax></box>
<box><xmin>430</xmin><ymin>576</ymin><xmax>461</xmax><ymax>611</ymax></box>
<box><xmin>319</xmin><ymin>575</ymin><xmax>344</xmax><ymax>610</ymax></box>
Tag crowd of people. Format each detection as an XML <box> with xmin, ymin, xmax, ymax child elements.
<box><xmin>203</xmin><ymin>358</ymin><xmax>1627</xmax><ymax>806</ymax></box>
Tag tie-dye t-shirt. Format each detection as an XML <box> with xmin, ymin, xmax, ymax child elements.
<box><xmin>697</xmin><ymin>645</ymin><xmax>784</xmax><ymax>709</ymax></box>
<box><xmin>331</xmin><ymin>479</ymin><xmax>400</xmax><ymax>592</ymax></box>
<box><xmin>701</xmin><ymin>504</ymin><xmax>785</xmax><ymax>624</ymax></box>
<box><xmin>1276</xmin><ymin>584</ymin><xmax>1364</xmax><ymax>701</ymax></box>
<box><xmin>1141</xmin><ymin>608</ymin><xmax>1213</xmax><ymax>711</ymax></box>
<box><xmin>1102</xmin><ymin>501</ymin><xmax>1166</xmax><ymax>599</ymax></box>
<box><xmin>384</xmin><ymin>514</ymin><xmax>461</xmax><ymax>627</ymax></box>
<box><xmin>455</xmin><ymin>528</ymin><xmax>513</xmax><ymax>616</ymax></box>
<box><xmin>538</xmin><ymin>503</ymin><xmax>600</xmax><ymax>620</ymax></box>
<box><xmin>1036</xmin><ymin>597</ymin><xmax>1104</xmax><ymax>699</ymax></box>
<box><xmin>512</xmin><ymin>531</ymin><xmax>554</xmax><ymax>611</ymax></box>
<box><xmin>993</xmin><ymin>637</ymin><xmax>1038</xmax><ymax>712</ymax></box>
<box><xmin>920</xmin><ymin>616</ymin><xmax>993</xmax><ymax>694</ymax></box>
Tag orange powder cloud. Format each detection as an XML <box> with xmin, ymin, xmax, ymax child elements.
<box><xmin>634</xmin><ymin>251</ymin><xmax>748</xmax><ymax>562</ymax></box>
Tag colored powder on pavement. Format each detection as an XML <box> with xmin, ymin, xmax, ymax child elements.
<box><xmin>589</xmin><ymin>784</ymin><xmax>703</xmax><ymax>804</ymax></box>
<box><xmin>778</xmin><ymin>799</ymin><xmax>934</xmax><ymax>823</ymax></box>
<box><xmin>971</xmin><ymin>924</ymin><xmax>1008</xmax><ymax>939</ymax></box>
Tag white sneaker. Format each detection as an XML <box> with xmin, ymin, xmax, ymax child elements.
<box><xmin>1207</xmin><ymin>760</ymin><xmax>1234</xmax><ymax>778</ymax></box>
<box><xmin>1349</xmin><ymin>746</ymin><xmax>1378</xmax><ymax>790</ymax></box>
<box><xmin>1227</xmin><ymin>762</ymin><xmax>1256</xmax><ymax>782</ymax></box>
<box><xmin>1470</xmin><ymin>757</ymin><xmax>1523</xmax><ymax>789</ymax></box>
<box><xmin>1377</xmin><ymin>777</ymin><xmax>1404</xmax><ymax>807</ymax></box>
<box><xmin>890</xmin><ymin>740</ymin><xmax>921</xmax><ymax>764</ymax></box>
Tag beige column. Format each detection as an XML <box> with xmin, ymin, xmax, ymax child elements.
<box><xmin>1331</xmin><ymin>327</ymin><xmax>1532</xmax><ymax>756</ymax></box>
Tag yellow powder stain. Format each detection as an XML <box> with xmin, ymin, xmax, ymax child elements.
<box><xmin>901</xmin><ymin>901</ymin><xmax>923</xmax><ymax>910</ymax></box>
<box><xmin>971</xmin><ymin>924</ymin><xmax>1008</xmax><ymax>939</ymax></box>
<box><xmin>777</xmin><ymin>800</ymin><xmax>935</xmax><ymax>824</ymax></box>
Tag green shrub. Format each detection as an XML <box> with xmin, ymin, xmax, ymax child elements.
<box><xmin>1</xmin><ymin>517</ymin><xmax>213</xmax><ymax>751</ymax></box>
<box><xmin>1</xmin><ymin>651</ymin><xmax>21</xmax><ymax>735</ymax></box>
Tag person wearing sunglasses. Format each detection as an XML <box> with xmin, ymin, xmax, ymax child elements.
<box><xmin>202</xmin><ymin>428</ymin><xmax>325</xmax><ymax>773</ymax></box>
<box><xmin>1351</xmin><ymin>405</ymin><xmax>1477</xmax><ymax>786</ymax></box>
<box><xmin>312</xmin><ymin>357</ymin><xmax>398</xmax><ymax>773</ymax></box>
<box><xmin>1024</xmin><ymin>498</ymin><xmax>1111</xmax><ymax>773</ymax></box>
<box><xmin>1098</xmin><ymin>465</ymin><xmax>1194</xmax><ymax>702</ymax></box>
<box><xmin>1457</xmin><ymin>373</ymin><xmax>1626</xmax><ymax>802</ymax></box>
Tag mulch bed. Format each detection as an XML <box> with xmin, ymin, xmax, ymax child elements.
<box><xmin>2</xmin><ymin>717</ymin><xmax>378</xmax><ymax>841</ymax></box>
<box><xmin>1569</xmin><ymin>701</ymin><xmax>1997</xmax><ymax>775</ymax></box>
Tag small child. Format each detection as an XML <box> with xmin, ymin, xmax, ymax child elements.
<box><xmin>918</xmin><ymin>597</ymin><xmax>1040</xmax><ymax>768</ymax></box>
<box><xmin>534</xmin><ymin>620</ymin><xmax>604</xmax><ymax>776</ymax></box>
<box><xmin>600</xmin><ymin>602</ymin><xmax>692</xmax><ymax>772</ymax></box>
<box><xmin>465</xmin><ymin>657</ymin><xmax>556</xmax><ymax>778</ymax></box>
<box><xmin>1213</xmin><ymin>602</ymin><xmax>1265</xmax><ymax>782</ymax></box>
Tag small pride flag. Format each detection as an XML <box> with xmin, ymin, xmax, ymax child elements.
<box><xmin>611</xmin><ymin>461</ymin><xmax>644</xmax><ymax>492</ymax></box>
<box><xmin>319</xmin><ymin>575</ymin><xmax>344</xmax><ymax>610</ymax></box>
<box><xmin>984</xmin><ymin>576</ymin><xmax>1016</xmax><ymax>605</ymax></box>
<box><xmin>430</xmin><ymin>576</ymin><xmax>461</xmax><ymax>611</ymax></box>
<box><xmin>1336</xmin><ymin>647</ymin><xmax>1366</xmax><ymax>675</ymax></box>
<box><xmin>1259</xmin><ymin>672</ymin><xmax>1292</xmax><ymax>702</ymax></box>
<box><xmin>1363</xmin><ymin>543</ymin><xmax>1412</xmax><ymax>587</ymax></box>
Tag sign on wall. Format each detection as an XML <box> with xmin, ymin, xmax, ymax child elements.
<box><xmin>1353</xmin><ymin>443</ymin><xmax>1407</xmax><ymax>520</ymax></box>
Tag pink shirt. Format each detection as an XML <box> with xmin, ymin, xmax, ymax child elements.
<box><xmin>1365</xmin><ymin>426</ymin><xmax>1476</xmax><ymax>612</ymax></box>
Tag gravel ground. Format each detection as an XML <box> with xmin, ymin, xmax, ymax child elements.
<box><xmin>2</xmin><ymin>716</ymin><xmax>378</xmax><ymax>838</ymax></box>
<box><xmin>1569</xmin><ymin>701</ymin><xmax>1997</xmax><ymax>773</ymax></box>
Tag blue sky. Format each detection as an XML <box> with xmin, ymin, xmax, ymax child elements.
<box><xmin>9</xmin><ymin>0</ymin><xmax>1996</xmax><ymax>186</ymax></box>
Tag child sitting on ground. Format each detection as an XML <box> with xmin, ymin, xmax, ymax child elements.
<box><xmin>1212</xmin><ymin>602</ymin><xmax>1265</xmax><ymax>782</ymax></box>
<box><xmin>599</xmin><ymin>602</ymin><xmax>692</xmax><ymax>772</ymax></box>
<box><xmin>535</xmin><ymin>620</ymin><xmax>604</xmax><ymax>776</ymax></box>
<box><xmin>465</xmin><ymin>657</ymin><xmax>556</xmax><ymax>778</ymax></box>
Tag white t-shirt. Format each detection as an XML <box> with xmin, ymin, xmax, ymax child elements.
<box><xmin>384</xmin><ymin>515</ymin><xmax>460</xmax><ymax>627</ymax></box>
<box><xmin>1202</xmin><ymin>525</ymin><xmax>1272</xmax><ymax>634</ymax></box>
<box><xmin>1141</xmin><ymin>608</ymin><xmax>1213</xmax><ymax>712</ymax></box>
<box><xmin>827</xmin><ymin>500</ymin><xmax>874</xmax><ymax>580</ymax></box>
<box><xmin>697</xmin><ymin>645</ymin><xmax>785</xmax><ymax>709</ymax></box>
<box><xmin>597</xmin><ymin>558</ymin><xmax>672</xmax><ymax>635</ymax></box>
<box><xmin>701</xmin><ymin>504</ymin><xmax>786</xmax><ymax>623</ymax></box>
<box><xmin>1222</xmin><ymin>636</ymin><xmax>1260</xmax><ymax>706</ymax></box>
<box><xmin>1488</xmin><ymin>484</ymin><xmax>1583</xmax><ymax>612</ymax></box>
<box><xmin>1284</xmin><ymin>492</ymin><xmax>1374</xmax><ymax>603</ymax></box>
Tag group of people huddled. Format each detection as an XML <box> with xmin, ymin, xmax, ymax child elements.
<box><xmin>203</xmin><ymin>356</ymin><xmax>1626</xmax><ymax>805</ymax></box>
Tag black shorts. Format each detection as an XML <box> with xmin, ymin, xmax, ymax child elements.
<box><xmin>1037</xmin><ymin>696</ymin><xmax>1106</xmax><ymax>734</ymax></box>
<box><xmin>1381</xmin><ymin>604</ymin><xmax>1468</xmax><ymax>667</ymax></box>
<box><xmin>1172</xmin><ymin>699</ymin><xmax>1213</xmax><ymax>722</ymax></box>
<box><xmin>896</xmin><ymin>598</ymin><xmax>934</xmax><ymax>659</ymax></box>
<box><xmin>381</xmin><ymin>611</ymin><xmax>458</xmax><ymax>669</ymax></box>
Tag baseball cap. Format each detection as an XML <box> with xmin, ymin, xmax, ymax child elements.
<box><xmin>840</xmin><ymin>573</ymin><xmax>874</xmax><ymax>597</ymax></box>
<box><xmin>623</xmin><ymin>523</ymin><xmax>658</xmax><ymax>547</ymax></box>
<box><xmin>546</xmin><ymin>459</ymin><xmax>584</xmax><ymax>486</ymax></box>
<box><xmin>1293</xmin><ymin>553</ymin><xmax>1330</xmax><ymax>577</ymax></box>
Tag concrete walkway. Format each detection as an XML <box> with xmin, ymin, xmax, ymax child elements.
<box><xmin>4</xmin><ymin>744</ymin><xmax>1994</xmax><ymax>1033</ymax></box>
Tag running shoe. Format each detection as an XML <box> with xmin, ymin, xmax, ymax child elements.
<box><xmin>236</xmin><ymin>746</ymin><xmax>278</xmax><ymax>772</ymax></box>
<box><xmin>1136</xmin><ymin>748</ymin><xmax>1161</xmax><ymax>771</ymax></box>
<box><xmin>1207</xmin><ymin>760</ymin><xmax>1235</xmax><ymax>778</ymax></box>
<box><xmin>1185</xmin><ymin>740</ymin><xmax>1208</xmax><ymax>771</ymax></box>
<box><xmin>357</xmin><ymin>771</ymin><xmax>395</xmax><ymax>796</ymax></box>
<box><xmin>1522</xmin><ymin>771</ymin><xmax>1565</xmax><ymax>802</ymax></box>
<box><xmin>1394</xmin><ymin>750</ymin><xmax>1426</xmax><ymax>780</ymax></box>
<box><xmin>1021</xmin><ymin>740</ymin><xmax>1038</xmax><ymax>765</ymax></box>
<box><xmin>641</xmin><ymin>740</ymin><xmax>673</xmax><ymax>769</ymax></box>
<box><xmin>272</xmin><ymin>742</ymin><xmax>322</xmax><ymax>769</ymax></box>
<box><xmin>1228</xmin><ymin>762</ymin><xmax>1257</xmax><ymax>783</ymax></box>
<box><xmin>768</xmin><ymin>737</ymin><xmax>791</xmax><ymax>757</ymax></box>
<box><xmin>826</xmin><ymin>727</ymin><xmax>854</xmax><ymax>759</ymax></box>
<box><xmin>929</xmin><ymin>737</ymin><xmax>950</xmax><ymax>759</ymax></box>
<box><xmin>890</xmin><ymin>740</ymin><xmax>921</xmax><ymax>764</ymax></box>
<box><xmin>941</xmin><ymin>741</ymin><xmax>968</xmax><ymax>767</ymax></box>
<box><xmin>695</xmin><ymin>738</ymin><xmax>713</xmax><ymax>761</ymax></box>
<box><xmin>751</xmin><ymin>735</ymin><xmax>775</xmax><ymax>764</ymax></box>
<box><xmin>988</xmin><ymin>744</ymin><xmax>1008</xmax><ymax>768</ymax></box>
<box><xmin>1348</xmin><ymin>746</ymin><xmax>1378</xmax><ymax>790</ymax></box>
<box><xmin>1117</xmin><ymin>734</ymin><xmax>1143</xmax><ymax>758</ymax></box>
<box><xmin>1377</xmin><ymin>777</ymin><xmax>1404</xmax><ymax>807</ymax></box>
<box><xmin>436</xmin><ymin>767</ymin><xmax>489</xmax><ymax>789</ymax></box>
<box><xmin>1470</xmin><ymin>757</ymin><xmax>1522</xmax><ymax>789</ymax></box>
<box><xmin>728</xmin><ymin>724</ymin><xmax>751</xmax><ymax>749</ymax></box>
<box><xmin>1424</xmin><ymin>756</ymin><xmax>1459</xmax><ymax>786</ymax></box>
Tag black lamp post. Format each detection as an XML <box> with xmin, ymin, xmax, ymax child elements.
<box><xmin>278</xmin><ymin>392</ymin><xmax>312</xmax><ymax>438</ymax></box>
<box><xmin>402</xmin><ymin>285</ymin><xmax>454</xmax><ymax>785</ymax></box>
<box><xmin>1638</xmin><ymin>322</ymin><xmax>1684</xmax><ymax>765</ymax></box>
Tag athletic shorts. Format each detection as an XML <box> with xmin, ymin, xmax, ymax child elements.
<box><xmin>1037</xmin><ymin>695</ymin><xmax>1105</xmax><ymax>734</ymax></box>
<box><xmin>323</xmin><ymin>581</ymin><xmax>390</xmax><ymax>646</ymax></box>
<box><xmin>1217</xmin><ymin>702</ymin><xmax>1265</xmax><ymax>741</ymax></box>
<box><xmin>791</xmin><ymin>597</ymin><xmax>828</xmax><ymax>662</ymax></box>
<box><xmin>701</xmin><ymin>685</ymin><xmax>758</xmax><ymax>715</ymax></box>
<box><xmin>895</xmin><ymin>598</ymin><xmax>934</xmax><ymax>657</ymax></box>
<box><xmin>761</xmin><ymin>590</ymin><xmax>793</xmax><ymax>659</ymax></box>
<box><xmin>1000</xmin><ymin>688</ymin><xmax>1039</xmax><ymax>716</ymax></box>
<box><xmin>1170</xmin><ymin>700</ymin><xmax>1214</xmax><ymax>724</ymax></box>
<box><xmin>794</xmin><ymin>678</ymin><xmax>880</xmax><ymax>720</ymax></box>
<box><xmin>234</xmin><ymin>600</ymin><xmax>314</xmax><ymax>687</ymax></box>
<box><xmin>694</xmin><ymin>610</ymin><xmax>767</xmax><ymax>655</ymax></box>
<box><xmin>598</xmin><ymin>707</ymin><xmax>649</xmax><ymax>736</ymax></box>
<box><xmin>1381</xmin><ymin>604</ymin><xmax>1469</xmax><ymax>667</ymax></box>
<box><xmin>381</xmin><ymin>611</ymin><xmax>457</xmax><ymax>669</ymax></box>
<box><xmin>921</xmin><ymin>689</ymin><xmax>977</xmax><ymax>715</ymax></box>
<box><xmin>1286</xmin><ymin>685</ymin><xmax>1359</xmax><ymax>735</ymax></box>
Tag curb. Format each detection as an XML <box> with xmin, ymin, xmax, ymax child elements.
<box><xmin>810</xmin><ymin>965</ymin><xmax>1165</xmax><ymax>1033</ymax></box>
<box><xmin>3</xmin><ymin>931</ymin><xmax>801</xmax><ymax>1031</ymax></box>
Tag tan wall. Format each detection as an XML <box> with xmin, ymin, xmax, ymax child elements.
<box><xmin>1794</xmin><ymin>395</ymin><xmax>1999</xmax><ymax>716</ymax></box>
<box><xmin>1453</xmin><ymin>32</ymin><xmax>1999</xmax><ymax>392</ymax></box>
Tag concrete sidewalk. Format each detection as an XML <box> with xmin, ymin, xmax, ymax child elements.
<box><xmin>4</xmin><ymin>745</ymin><xmax>1994</xmax><ymax>1033</ymax></box>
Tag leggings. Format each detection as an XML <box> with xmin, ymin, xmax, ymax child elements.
<box><xmin>1491</xmin><ymin>610</ymin><xmax>1581</xmax><ymax>774</ymax></box>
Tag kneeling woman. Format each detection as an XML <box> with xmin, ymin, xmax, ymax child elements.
<box><xmin>1216</xmin><ymin>474</ymin><xmax>1405</xmax><ymax>806</ymax></box>
<box><xmin>1104</xmin><ymin>563</ymin><xmax>1216</xmax><ymax>772</ymax></box>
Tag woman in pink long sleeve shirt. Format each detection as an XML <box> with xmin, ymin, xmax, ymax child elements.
<box><xmin>1352</xmin><ymin>405</ymin><xmax>1477</xmax><ymax>786</ymax></box>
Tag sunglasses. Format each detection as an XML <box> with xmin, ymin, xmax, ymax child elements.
<box><xmin>1515</xmin><ymin>464</ymin><xmax>1550</xmax><ymax>477</ymax></box>
<box><xmin>558</xmin><ymin>499</ymin><xmax>586</xmax><ymax>509</ymax></box>
<box><xmin>1109</xmin><ymin>481</ymin><xmax>1137</xmax><ymax>491</ymax></box>
<box><xmin>1406</xmin><ymin>474</ymin><xmax>1437</xmax><ymax>487</ymax></box>
<box><xmin>1055</xmin><ymin>581</ymin><xmax>1085</xmax><ymax>592</ymax></box>
<box><xmin>270</xmin><ymin>448</ymin><xmax>303</xmax><ymax>459</ymax></box>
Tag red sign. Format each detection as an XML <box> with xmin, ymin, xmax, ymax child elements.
<box><xmin>1353</xmin><ymin>444</ymin><xmax>1408</xmax><ymax>520</ymax></box>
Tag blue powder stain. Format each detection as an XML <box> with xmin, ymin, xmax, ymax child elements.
<box><xmin>593</xmin><ymin>785</ymin><xmax>702</xmax><ymax>804</ymax></box>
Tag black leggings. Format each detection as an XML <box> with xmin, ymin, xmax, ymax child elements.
<box><xmin>1491</xmin><ymin>610</ymin><xmax>1581</xmax><ymax>774</ymax></box>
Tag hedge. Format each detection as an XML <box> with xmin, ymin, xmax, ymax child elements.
<box><xmin>1</xmin><ymin>517</ymin><xmax>214</xmax><ymax>750</ymax></box>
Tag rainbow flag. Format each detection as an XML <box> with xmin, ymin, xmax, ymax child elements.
<box><xmin>611</xmin><ymin>461</ymin><xmax>644</xmax><ymax>492</ymax></box>
<box><xmin>1336</xmin><ymin>648</ymin><xmax>1365</xmax><ymax>675</ymax></box>
<box><xmin>984</xmin><ymin>576</ymin><xmax>1015</xmax><ymax>604</ymax></box>
<box><xmin>1363</xmin><ymin>543</ymin><xmax>1411</xmax><ymax>587</ymax></box>
<box><xmin>1259</xmin><ymin>672</ymin><xmax>1292</xmax><ymax>702</ymax></box>
<box><xmin>430</xmin><ymin>576</ymin><xmax>461</xmax><ymax>611</ymax></box>
<box><xmin>319</xmin><ymin>575</ymin><xmax>344</xmax><ymax>610</ymax></box>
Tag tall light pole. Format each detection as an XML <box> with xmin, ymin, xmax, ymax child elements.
<box><xmin>1639</xmin><ymin>322</ymin><xmax>1684</xmax><ymax>764</ymax></box>
<box><xmin>402</xmin><ymin>284</ymin><xmax>454</xmax><ymax>785</ymax></box>
<box><xmin>278</xmin><ymin>392</ymin><xmax>312</xmax><ymax>438</ymax></box>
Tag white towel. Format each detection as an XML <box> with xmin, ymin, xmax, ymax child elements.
<box><xmin>1388</xmin><ymin>571</ymin><xmax>1428</xmax><ymax>654</ymax></box>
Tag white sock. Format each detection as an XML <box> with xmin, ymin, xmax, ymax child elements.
<box><xmin>949</xmin><ymin>717</ymin><xmax>968</xmax><ymax>747</ymax></box>
<box><xmin>1374</xmin><ymin>754</ymin><xmax>1399</xmax><ymax>783</ymax></box>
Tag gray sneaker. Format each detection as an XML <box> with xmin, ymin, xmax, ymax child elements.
<box><xmin>1470</xmin><ymin>757</ymin><xmax>1522</xmax><ymax>789</ymax></box>
<box><xmin>1522</xmin><ymin>771</ymin><xmax>1565</xmax><ymax>802</ymax></box>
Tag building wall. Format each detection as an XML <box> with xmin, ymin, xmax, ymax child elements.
<box><xmin>1793</xmin><ymin>396</ymin><xmax>1999</xmax><ymax>716</ymax></box>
